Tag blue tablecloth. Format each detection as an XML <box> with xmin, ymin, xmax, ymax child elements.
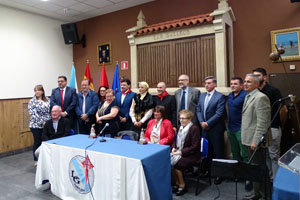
<box><xmin>46</xmin><ymin>135</ymin><xmax>172</xmax><ymax>200</ymax></box>
<box><xmin>273</xmin><ymin>166</ymin><xmax>300</xmax><ymax>200</ymax></box>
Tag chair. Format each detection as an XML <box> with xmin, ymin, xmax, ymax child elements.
<box><xmin>117</xmin><ymin>131</ymin><xmax>139</xmax><ymax>141</ymax></box>
<box><xmin>194</xmin><ymin>137</ymin><xmax>211</xmax><ymax>195</ymax></box>
<box><xmin>70</xmin><ymin>129</ymin><xmax>75</xmax><ymax>135</ymax></box>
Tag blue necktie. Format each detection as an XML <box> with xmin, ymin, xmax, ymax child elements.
<box><xmin>180</xmin><ymin>91</ymin><xmax>186</xmax><ymax>111</ymax></box>
<box><xmin>204</xmin><ymin>93</ymin><xmax>211</xmax><ymax>120</ymax></box>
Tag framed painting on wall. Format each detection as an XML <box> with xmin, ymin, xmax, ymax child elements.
<box><xmin>97</xmin><ymin>42</ymin><xmax>112</xmax><ymax>64</ymax></box>
<box><xmin>271</xmin><ymin>27</ymin><xmax>300</xmax><ymax>62</ymax></box>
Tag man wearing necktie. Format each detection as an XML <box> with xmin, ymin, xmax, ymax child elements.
<box><xmin>196</xmin><ymin>76</ymin><xmax>226</xmax><ymax>184</ymax></box>
<box><xmin>175</xmin><ymin>74</ymin><xmax>200</xmax><ymax>129</ymax></box>
<box><xmin>50</xmin><ymin>76</ymin><xmax>77</xmax><ymax>131</ymax></box>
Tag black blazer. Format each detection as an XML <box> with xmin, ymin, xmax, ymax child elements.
<box><xmin>42</xmin><ymin>118</ymin><xmax>70</xmax><ymax>141</ymax></box>
<box><xmin>50</xmin><ymin>86</ymin><xmax>77</xmax><ymax>116</ymax></box>
<box><xmin>153</xmin><ymin>95</ymin><xmax>177</xmax><ymax>127</ymax></box>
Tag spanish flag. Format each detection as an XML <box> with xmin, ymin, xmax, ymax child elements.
<box><xmin>84</xmin><ymin>60</ymin><xmax>94</xmax><ymax>90</ymax></box>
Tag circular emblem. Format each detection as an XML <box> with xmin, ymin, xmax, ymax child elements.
<box><xmin>69</xmin><ymin>155</ymin><xmax>94</xmax><ymax>194</ymax></box>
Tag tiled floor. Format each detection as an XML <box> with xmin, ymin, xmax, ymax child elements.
<box><xmin>0</xmin><ymin>151</ymin><xmax>250</xmax><ymax>200</ymax></box>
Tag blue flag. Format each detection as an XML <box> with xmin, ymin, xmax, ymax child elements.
<box><xmin>112</xmin><ymin>64</ymin><xmax>120</xmax><ymax>94</ymax></box>
<box><xmin>69</xmin><ymin>64</ymin><xmax>78</xmax><ymax>92</ymax></box>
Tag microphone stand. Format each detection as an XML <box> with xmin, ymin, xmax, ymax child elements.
<box><xmin>99</xmin><ymin>125</ymin><xmax>108</xmax><ymax>143</ymax></box>
<box><xmin>248</xmin><ymin>100</ymin><xmax>284</xmax><ymax>199</ymax></box>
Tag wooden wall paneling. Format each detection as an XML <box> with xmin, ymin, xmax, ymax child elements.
<box><xmin>137</xmin><ymin>35</ymin><xmax>215</xmax><ymax>88</ymax></box>
<box><xmin>200</xmin><ymin>35</ymin><xmax>216</xmax><ymax>81</ymax></box>
<box><xmin>0</xmin><ymin>98</ymin><xmax>33</xmax><ymax>154</ymax></box>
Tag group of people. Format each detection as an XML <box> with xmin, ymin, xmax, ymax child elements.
<box><xmin>28</xmin><ymin>67</ymin><xmax>285</xmax><ymax>199</ymax></box>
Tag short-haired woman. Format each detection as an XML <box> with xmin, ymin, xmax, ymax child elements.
<box><xmin>96</xmin><ymin>89</ymin><xmax>120</xmax><ymax>138</ymax></box>
<box><xmin>170</xmin><ymin>109</ymin><xmax>201</xmax><ymax>196</ymax></box>
<box><xmin>144</xmin><ymin>105</ymin><xmax>174</xmax><ymax>145</ymax></box>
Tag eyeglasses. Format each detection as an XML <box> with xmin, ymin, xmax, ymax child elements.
<box><xmin>179</xmin><ymin>117</ymin><xmax>189</xmax><ymax>120</ymax></box>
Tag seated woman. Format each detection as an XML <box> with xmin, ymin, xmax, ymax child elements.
<box><xmin>96</xmin><ymin>89</ymin><xmax>120</xmax><ymax>138</ymax></box>
<box><xmin>129</xmin><ymin>81</ymin><xmax>154</xmax><ymax>135</ymax></box>
<box><xmin>170</xmin><ymin>109</ymin><xmax>201</xmax><ymax>196</ymax></box>
<box><xmin>144</xmin><ymin>105</ymin><xmax>174</xmax><ymax>145</ymax></box>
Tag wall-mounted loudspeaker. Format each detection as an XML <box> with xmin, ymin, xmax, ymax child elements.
<box><xmin>291</xmin><ymin>0</ymin><xmax>300</xmax><ymax>2</ymax></box>
<box><xmin>61</xmin><ymin>23</ymin><xmax>80</xmax><ymax>44</ymax></box>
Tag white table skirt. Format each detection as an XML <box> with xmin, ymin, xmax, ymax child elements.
<box><xmin>35</xmin><ymin>142</ymin><xmax>150</xmax><ymax>200</ymax></box>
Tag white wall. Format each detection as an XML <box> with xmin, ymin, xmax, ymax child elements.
<box><xmin>0</xmin><ymin>5</ymin><xmax>73</xmax><ymax>99</ymax></box>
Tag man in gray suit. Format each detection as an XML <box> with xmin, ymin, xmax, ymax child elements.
<box><xmin>241</xmin><ymin>74</ymin><xmax>271</xmax><ymax>200</ymax></box>
<box><xmin>175</xmin><ymin>74</ymin><xmax>200</xmax><ymax>128</ymax></box>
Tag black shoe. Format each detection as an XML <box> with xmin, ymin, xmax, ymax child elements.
<box><xmin>214</xmin><ymin>177</ymin><xmax>223</xmax><ymax>185</ymax></box>
<box><xmin>176</xmin><ymin>187</ymin><xmax>188</xmax><ymax>196</ymax></box>
<box><xmin>172</xmin><ymin>185</ymin><xmax>178</xmax><ymax>193</ymax></box>
<box><xmin>245</xmin><ymin>180</ymin><xmax>253</xmax><ymax>191</ymax></box>
<box><xmin>242</xmin><ymin>193</ymin><xmax>259</xmax><ymax>200</ymax></box>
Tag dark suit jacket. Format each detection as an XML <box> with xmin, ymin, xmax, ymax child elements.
<box><xmin>42</xmin><ymin>118</ymin><xmax>70</xmax><ymax>141</ymax></box>
<box><xmin>153</xmin><ymin>95</ymin><xmax>177</xmax><ymax>127</ymax></box>
<box><xmin>171</xmin><ymin>124</ymin><xmax>201</xmax><ymax>169</ymax></box>
<box><xmin>75</xmin><ymin>90</ymin><xmax>99</xmax><ymax>118</ymax></box>
<box><xmin>50</xmin><ymin>86</ymin><xmax>77</xmax><ymax>116</ymax></box>
<box><xmin>175</xmin><ymin>87</ymin><xmax>200</xmax><ymax>125</ymax></box>
<box><xmin>196</xmin><ymin>90</ymin><xmax>226</xmax><ymax>136</ymax></box>
<box><xmin>115</xmin><ymin>91</ymin><xmax>136</xmax><ymax>121</ymax></box>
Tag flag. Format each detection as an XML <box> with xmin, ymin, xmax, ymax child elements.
<box><xmin>112</xmin><ymin>63</ymin><xmax>120</xmax><ymax>94</ymax></box>
<box><xmin>69</xmin><ymin>64</ymin><xmax>78</xmax><ymax>92</ymax></box>
<box><xmin>83</xmin><ymin>61</ymin><xmax>94</xmax><ymax>90</ymax></box>
<box><xmin>100</xmin><ymin>63</ymin><xmax>109</xmax><ymax>88</ymax></box>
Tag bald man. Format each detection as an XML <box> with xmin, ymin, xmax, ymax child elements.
<box><xmin>153</xmin><ymin>82</ymin><xmax>177</xmax><ymax>129</ymax></box>
<box><xmin>42</xmin><ymin>105</ymin><xmax>71</xmax><ymax>141</ymax></box>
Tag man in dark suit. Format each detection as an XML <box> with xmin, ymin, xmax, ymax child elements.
<box><xmin>175</xmin><ymin>74</ymin><xmax>200</xmax><ymax>127</ymax></box>
<box><xmin>115</xmin><ymin>78</ymin><xmax>135</xmax><ymax>131</ymax></box>
<box><xmin>153</xmin><ymin>82</ymin><xmax>177</xmax><ymax>130</ymax></box>
<box><xmin>75</xmin><ymin>79</ymin><xmax>99</xmax><ymax>134</ymax></box>
<box><xmin>196</xmin><ymin>76</ymin><xmax>226</xmax><ymax>184</ymax></box>
<box><xmin>50</xmin><ymin>75</ymin><xmax>77</xmax><ymax>131</ymax></box>
<box><xmin>42</xmin><ymin>105</ymin><xmax>70</xmax><ymax>141</ymax></box>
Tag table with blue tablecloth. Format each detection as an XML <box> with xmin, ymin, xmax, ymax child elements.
<box><xmin>273</xmin><ymin>166</ymin><xmax>300</xmax><ymax>200</ymax></box>
<box><xmin>35</xmin><ymin>134</ymin><xmax>172</xmax><ymax>200</ymax></box>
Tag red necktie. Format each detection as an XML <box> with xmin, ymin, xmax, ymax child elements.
<box><xmin>60</xmin><ymin>89</ymin><xmax>64</xmax><ymax>112</ymax></box>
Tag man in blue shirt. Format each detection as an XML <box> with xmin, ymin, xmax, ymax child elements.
<box><xmin>227</xmin><ymin>77</ymin><xmax>253</xmax><ymax>191</ymax></box>
<box><xmin>227</xmin><ymin>77</ymin><xmax>247</xmax><ymax>162</ymax></box>
<box><xmin>75</xmin><ymin>79</ymin><xmax>99</xmax><ymax>134</ymax></box>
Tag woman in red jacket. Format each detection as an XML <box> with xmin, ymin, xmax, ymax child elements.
<box><xmin>144</xmin><ymin>105</ymin><xmax>174</xmax><ymax>145</ymax></box>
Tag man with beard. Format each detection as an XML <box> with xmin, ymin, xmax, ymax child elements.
<box><xmin>115</xmin><ymin>78</ymin><xmax>135</xmax><ymax>131</ymax></box>
<box><xmin>175</xmin><ymin>74</ymin><xmax>200</xmax><ymax>127</ymax></box>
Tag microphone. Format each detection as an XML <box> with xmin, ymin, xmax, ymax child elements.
<box><xmin>99</xmin><ymin>123</ymin><xmax>109</xmax><ymax>142</ymax></box>
<box><xmin>278</xmin><ymin>94</ymin><xmax>294</xmax><ymax>102</ymax></box>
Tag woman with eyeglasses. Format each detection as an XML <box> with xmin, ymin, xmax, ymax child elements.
<box><xmin>144</xmin><ymin>105</ymin><xmax>174</xmax><ymax>145</ymax></box>
<box><xmin>96</xmin><ymin>89</ymin><xmax>120</xmax><ymax>138</ymax></box>
<box><xmin>97</xmin><ymin>86</ymin><xmax>107</xmax><ymax>104</ymax></box>
<box><xmin>170</xmin><ymin>109</ymin><xmax>201</xmax><ymax>196</ymax></box>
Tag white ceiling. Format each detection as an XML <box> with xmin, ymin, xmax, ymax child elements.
<box><xmin>0</xmin><ymin>0</ymin><xmax>154</xmax><ymax>22</ymax></box>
